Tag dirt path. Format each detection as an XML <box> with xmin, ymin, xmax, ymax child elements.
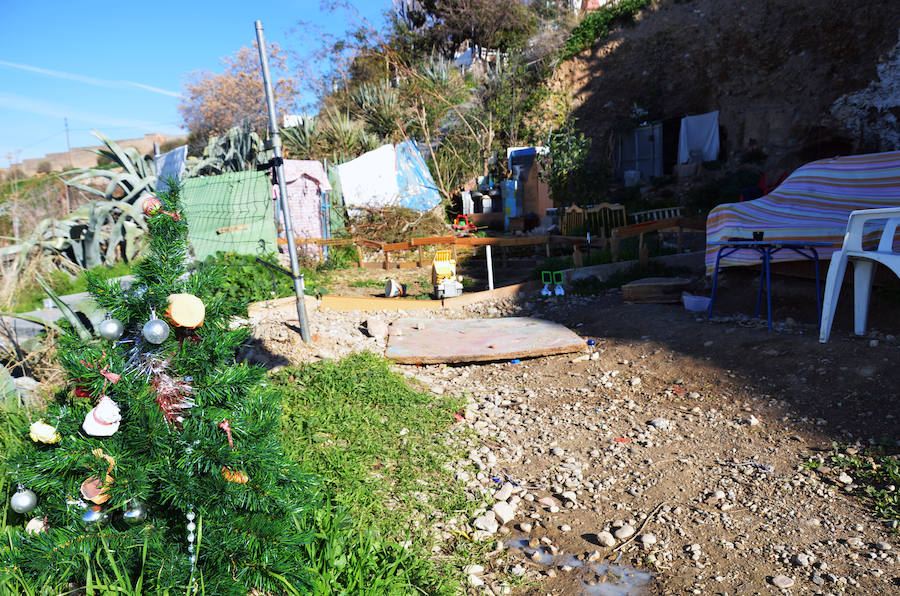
<box><xmin>247</xmin><ymin>278</ymin><xmax>900</xmax><ymax>595</ymax></box>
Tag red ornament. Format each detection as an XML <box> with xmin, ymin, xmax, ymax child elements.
<box><xmin>142</xmin><ymin>196</ymin><xmax>162</xmax><ymax>216</ymax></box>
<box><xmin>80</xmin><ymin>355</ymin><xmax>121</xmax><ymax>388</ymax></box>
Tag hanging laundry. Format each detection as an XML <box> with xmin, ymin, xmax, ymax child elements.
<box><xmin>677</xmin><ymin>111</ymin><xmax>720</xmax><ymax>164</ymax></box>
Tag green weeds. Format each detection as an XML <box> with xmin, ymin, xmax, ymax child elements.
<box><xmin>272</xmin><ymin>353</ymin><xmax>471</xmax><ymax>593</ymax></box>
<box><xmin>826</xmin><ymin>444</ymin><xmax>900</xmax><ymax>524</ymax></box>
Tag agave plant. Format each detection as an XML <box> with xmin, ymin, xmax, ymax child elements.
<box><xmin>61</xmin><ymin>130</ymin><xmax>158</xmax><ymax>204</ymax></box>
<box><xmin>282</xmin><ymin>116</ymin><xmax>324</xmax><ymax>159</ymax></box>
<box><xmin>321</xmin><ymin>109</ymin><xmax>378</xmax><ymax>163</ymax></box>
<box><xmin>350</xmin><ymin>82</ymin><xmax>404</xmax><ymax>141</ymax></box>
<box><xmin>6</xmin><ymin>199</ymin><xmax>146</xmax><ymax>273</ymax></box>
<box><xmin>185</xmin><ymin>122</ymin><xmax>272</xmax><ymax>177</ymax></box>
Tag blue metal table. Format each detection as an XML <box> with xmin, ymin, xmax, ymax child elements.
<box><xmin>707</xmin><ymin>240</ymin><xmax>833</xmax><ymax>330</ymax></box>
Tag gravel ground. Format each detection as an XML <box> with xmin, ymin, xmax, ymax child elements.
<box><xmin>245</xmin><ymin>275</ymin><xmax>900</xmax><ymax>596</ymax></box>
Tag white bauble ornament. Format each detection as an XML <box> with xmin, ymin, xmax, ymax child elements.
<box><xmin>10</xmin><ymin>487</ymin><xmax>37</xmax><ymax>514</ymax></box>
<box><xmin>97</xmin><ymin>318</ymin><xmax>124</xmax><ymax>341</ymax></box>
<box><xmin>142</xmin><ymin>317</ymin><xmax>170</xmax><ymax>344</ymax></box>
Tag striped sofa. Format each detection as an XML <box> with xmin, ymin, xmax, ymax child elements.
<box><xmin>705</xmin><ymin>151</ymin><xmax>900</xmax><ymax>273</ymax></box>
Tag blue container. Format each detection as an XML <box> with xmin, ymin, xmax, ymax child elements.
<box><xmin>501</xmin><ymin>180</ymin><xmax>519</xmax><ymax>230</ymax></box>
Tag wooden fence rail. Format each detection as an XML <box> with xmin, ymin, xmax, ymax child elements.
<box><xmin>276</xmin><ymin>216</ymin><xmax>705</xmax><ymax>269</ymax></box>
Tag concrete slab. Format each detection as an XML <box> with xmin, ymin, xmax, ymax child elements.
<box><xmin>385</xmin><ymin>317</ymin><xmax>584</xmax><ymax>364</ymax></box>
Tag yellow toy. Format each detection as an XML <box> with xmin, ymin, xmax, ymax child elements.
<box><xmin>431</xmin><ymin>249</ymin><xmax>464</xmax><ymax>299</ymax></box>
<box><xmin>431</xmin><ymin>249</ymin><xmax>457</xmax><ymax>286</ymax></box>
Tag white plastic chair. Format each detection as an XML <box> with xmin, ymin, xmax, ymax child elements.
<box><xmin>819</xmin><ymin>206</ymin><xmax>900</xmax><ymax>342</ymax></box>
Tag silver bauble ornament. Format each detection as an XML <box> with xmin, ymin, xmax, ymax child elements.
<box><xmin>97</xmin><ymin>318</ymin><xmax>124</xmax><ymax>341</ymax></box>
<box><xmin>121</xmin><ymin>499</ymin><xmax>148</xmax><ymax>526</ymax></box>
<box><xmin>142</xmin><ymin>317</ymin><xmax>170</xmax><ymax>344</ymax></box>
<box><xmin>81</xmin><ymin>507</ymin><xmax>109</xmax><ymax>527</ymax></box>
<box><xmin>10</xmin><ymin>487</ymin><xmax>37</xmax><ymax>514</ymax></box>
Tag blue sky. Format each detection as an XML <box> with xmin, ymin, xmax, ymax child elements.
<box><xmin>0</xmin><ymin>1</ymin><xmax>391</xmax><ymax>164</ymax></box>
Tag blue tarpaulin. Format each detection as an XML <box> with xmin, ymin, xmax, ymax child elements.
<box><xmin>336</xmin><ymin>142</ymin><xmax>442</xmax><ymax>212</ymax></box>
<box><xmin>395</xmin><ymin>141</ymin><xmax>442</xmax><ymax>211</ymax></box>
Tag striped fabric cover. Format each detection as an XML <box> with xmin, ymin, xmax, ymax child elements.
<box><xmin>705</xmin><ymin>151</ymin><xmax>900</xmax><ymax>273</ymax></box>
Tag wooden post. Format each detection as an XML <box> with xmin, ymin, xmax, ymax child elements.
<box><xmin>355</xmin><ymin>242</ymin><xmax>363</xmax><ymax>268</ymax></box>
<box><xmin>610</xmin><ymin>231</ymin><xmax>620</xmax><ymax>263</ymax></box>
<box><xmin>573</xmin><ymin>244</ymin><xmax>583</xmax><ymax>268</ymax></box>
<box><xmin>639</xmin><ymin>233</ymin><xmax>649</xmax><ymax>266</ymax></box>
<box><xmin>383</xmin><ymin>250</ymin><xmax>390</xmax><ymax>270</ymax></box>
<box><xmin>545</xmin><ymin>241</ymin><xmax>550</xmax><ymax>257</ymax></box>
<box><xmin>451</xmin><ymin>243</ymin><xmax>458</xmax><ymax>261</ymax></box>
<box><xmin>417</xmin><ymin>245</ymin><xmax>424</xmax><ymax>268</ymax></box>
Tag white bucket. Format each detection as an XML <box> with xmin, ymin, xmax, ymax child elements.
<box><xmin>682</xmin><ymin>292</ymin><xmax>711</xmax><ymax>312</ymax></box>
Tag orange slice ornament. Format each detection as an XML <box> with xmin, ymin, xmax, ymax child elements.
<box><xmin>165</xmin><ymin>294</ymin><xmax>205</xmax><ymax>329</ymax></box>
<box><xmin>221</xmin><ymin>467</ymin><xmax>249</xmax><ymax>484</ymax></box>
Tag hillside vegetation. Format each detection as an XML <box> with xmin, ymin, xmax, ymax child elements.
<box><xmin>555</xmin><ymin>0</ymin><xmax>900</xmax><ymax>171</ymax></box>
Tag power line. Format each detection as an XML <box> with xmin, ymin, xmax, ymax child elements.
<box><xmin>15</xmin><ymin>130</ymin><xmax>66</xmax><ymax>151</ymax></box>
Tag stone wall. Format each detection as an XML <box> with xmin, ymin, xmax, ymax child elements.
<box><xmin>2</xmin><ymin>133</ymin><xmax>187</xmax><ymax>178</ymax></box>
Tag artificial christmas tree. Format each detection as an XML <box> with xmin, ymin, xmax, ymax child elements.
<box><xmin>1</xmin><ymin>188</ymin><xmax>315</xmax><ymax>593</ymax></box>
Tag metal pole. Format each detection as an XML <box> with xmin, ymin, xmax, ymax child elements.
<box><xmin>64</xmin><ymin>117</ymin><xmax>72</xmax><ymax>214</ymax></box>
<box><xmin>486</xmin><ymin>245</ymin><xmax>494</xmax><ymax>291</ymax></box>
<box><xmin>255</xmin><ymin>20</ymin><xmax>311</xmax><ymax>343</ymax></box>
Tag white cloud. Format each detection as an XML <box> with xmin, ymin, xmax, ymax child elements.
<box><xmin>0</xmin><ymin>91</ymin><xmax>178</xmax><ymax>131</ymax></box>
<box><xmin>0</xmin><ymin>59</ymin><xmax>180</xmax><ymax>97</ymax></box>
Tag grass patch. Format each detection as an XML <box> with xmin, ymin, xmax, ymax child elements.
<box><xmin>825</xmin><ymin>443</ymin><xmax>900</xmax><ymax>523</ymax></box>
<box><xmin>348</xmin><ymin>279</ymin><xmax>385</xmax><ymax>289</ymax></box>
<box><xmin>272</xmin><ymin>353</ymin><xmax>472</xmax><ymax>594</ymax></box>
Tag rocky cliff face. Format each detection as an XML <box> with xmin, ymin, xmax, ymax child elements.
<box><xmin>555</xmin><ymin>0</ymin><xmax>900</xmax><ymax>171</ymax></box>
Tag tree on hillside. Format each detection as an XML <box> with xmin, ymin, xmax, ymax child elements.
<box><xmin>178</xmin><ymin>44</ymin><xmax>298</xmax><ymax>149</ymax></box>
<box><xmin>393</xmin><ymin>0</ymin><xmax>533</xmax><ymax>59</ymax></box>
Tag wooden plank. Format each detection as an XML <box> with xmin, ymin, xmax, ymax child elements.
<box><xmin>385</xmin><ymin>317</ymin><xmax>585</xmax><ymax>364</ymax></box>
<box><xmin>322</xmin><ymin>295</ymin><xmax>442</xmax><ymax>311</ymax></box>
<box><xmin>382</xmin><ymin>240</ymin><xmax>414</xmax><ymax>252</ymax></box>
<box><xmin>621</xmin><ymin>277</ymin><xmax>691</xmax><ymax>303</ymax></box>
<box><xmin>454</xmin><ymin>236</ymin><xmax>550</xmax><ymax>247</ymax></box>
<box><xmin>411</xmin><ymin>235</ymin><xmax>455</xmax><ymax>246</ymax></box>
<box><xmin>217</xmin><ymin>224</ymin><xmax>249</xmax><ymax>235</ymax></box>
<box><xmin>357</xmin><ymin>239</ymin><xmax>384</xmax><ymax>249</ymax></box>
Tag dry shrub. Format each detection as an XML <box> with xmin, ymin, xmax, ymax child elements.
<box><xmin>349</xmin><ymin>207</ymin><xmax>448</xmax><ymax>244</ymax></box>
<box><xmin>0</xmin><ymin>252</ymin><xmax>80</xmax><ymax>312</ymax></box>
